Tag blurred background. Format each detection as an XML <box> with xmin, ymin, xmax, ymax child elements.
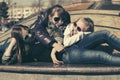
<box><xmin>0</xmin><ymin>0</ymin><xmax>119</xmax><ymax>32</ymax></box>
<box><xmin>0</xmin><ymin>0</ymin><xmax>119</xmax><ymax>62</ymax></box>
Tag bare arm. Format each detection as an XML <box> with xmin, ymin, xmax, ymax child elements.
<box><xmin>51</xmin><ymin>48</ymin><xmax>64</xmax><ymax>65</ymax></box>
<box><xmin>63</xmin><ymin>24</ymin><xmax>84</xmax><ymax>47</ymax></box>
<box><xmin>64</xmin><ymin>32</ymin><xmax>84</xmax><ymax>47</ymax></box>
<box><xmin>51</xmin><ymin>41</ymin><xmax>64</xmax><ymax>65</ymax></box>
<box><xmin>3</xmin><ymin>38</ymin><xmax>16</xmax><ymax>56</ymax></box>
<box><xmin>52</xmin><ymin>42</ymin><xmax>65</xmax><ymax>52</ymax></box>
<box><xmin>63</xmin><ymin>24</ymin><xmax>91</xmax><ymax>47</ymax></box>
<box><xmin>2</xmin><ymin>38</ymin><xmax>16</xmax><ymax>64</ymax></box>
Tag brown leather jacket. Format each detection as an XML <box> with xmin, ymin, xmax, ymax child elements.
<box><xmin>33</xmin><ymin>7</ymin><xmax>71</xmax><ymax>48</ymax></box>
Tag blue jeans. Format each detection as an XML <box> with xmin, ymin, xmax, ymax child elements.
<box><xmin>62</xmin><ymin>30</ymin><xmax>120</xmax><ymax>65</ymax></box>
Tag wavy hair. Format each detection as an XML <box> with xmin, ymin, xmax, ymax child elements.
<box><xmin>11</xmin><ymin>25</ymin><xmax>29</xmax><ymax>64</ymax></box>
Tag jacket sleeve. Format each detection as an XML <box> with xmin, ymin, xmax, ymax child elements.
<box><xmin>34</xmin><ymin>10</ymin><xmax>56</xmax><ymax>47</ymax></box>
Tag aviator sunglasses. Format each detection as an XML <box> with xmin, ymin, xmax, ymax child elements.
<box><xmin>73</xmin><ymin>22</ymin><xmax>81</xmax><ymax>32</ymax></box>
<box><xmin>54</xmin><ymin>17</ymin><xmax>61</xmax><ymax>22</ymax></box>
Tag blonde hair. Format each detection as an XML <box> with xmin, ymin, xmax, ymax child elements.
<box><xmin>74</xmin><ymin>17</ymin><xmax>94</xmax><ymax>32</ymax></box>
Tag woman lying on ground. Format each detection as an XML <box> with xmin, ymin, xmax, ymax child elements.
<box><xmin>2</xmin><ymin>25</ymin><xmax>33</xmax><ymax>65</ymax></box>
<box><xmin>52</xmin><ymin>17</ymin><xmax>120</xmax><ymax>66</ymax></box>
<box><xmin>51</xmin><ymin>17</ymin><xmax>94</xmax><ymax>64</ymax></box>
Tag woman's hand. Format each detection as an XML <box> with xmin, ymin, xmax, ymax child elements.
<box><xmin>51</xmin><ymin>54</ymin><xmax>64</xmax><ymax>65</ymax></box>
<box><xmin>52</xmin><ymin>42</ymin><xmax>65</xmax><ymax>52</ymax></box>
<box><xmin>53</xmin><ymin>59</ymin><xmax>64</xmax><ymax>65</ymax></box>
<box><xmin>51</xmin><ymin>48</ymin><xmax>64</xmax><ymax>65</ymax></box>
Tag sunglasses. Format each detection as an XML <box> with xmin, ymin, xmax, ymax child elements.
<box><xmin>73</xmin><ymin>22</ymin><xmax>81</xmax><ymax>31</ymax></box>
<box><xmin>54</xmin><ymin>17</ymin><xmax>61</xmax><ymax>22</ymax></box>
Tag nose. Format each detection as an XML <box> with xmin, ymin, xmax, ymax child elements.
<box><xmin>55</xmin><ymin>20</ymin><xmax>63</xmax><ymax>27</ymax></box>
<box><xmin>58</xmin><ymin>20</ymin><xmax>63</xmax><ymax>24</ymax></box>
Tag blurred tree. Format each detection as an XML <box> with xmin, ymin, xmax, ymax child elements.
<box><xmin>0</xmin><ymin>2</ymin><xmax>8</xmax><ymax>19</ymax></box>
<box><xmin>31</xmin><ymin>0</ymin><xmax>42</xmax><ymax>11</ymax></box>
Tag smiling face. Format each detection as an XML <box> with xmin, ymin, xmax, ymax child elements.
<box><xmin>50</xmin><ymin>12</ymin><xmax>63</xmax><ymax>27</ymax></box>
<box><xmin>75</xmin><ymin>18</ymin><xmax>90</xmax><ymax>32</ymax></box>
<box><xmin>48</xmin><ymin>6</ymin><xmax>66</xmax><ymax>27</ymax></box>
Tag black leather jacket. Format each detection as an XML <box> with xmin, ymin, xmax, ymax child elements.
<box><xmin>33</xmin><ymin>8</ymin><xmax>71</xmax><ymax>48</ymax></box>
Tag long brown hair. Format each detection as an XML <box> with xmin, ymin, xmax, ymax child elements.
<box><xmin>48</xmin><ymin>5</ymin><xmax>70</xmax><ymax>26</ymax></box>
<box><xmin>11</xmin><ymin>25</ymin><xmax>28</xmax><ymax>64</ymax></box>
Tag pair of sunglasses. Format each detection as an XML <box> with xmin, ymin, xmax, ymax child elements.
<box><xmin>73</xmin><ymin>22</ymin><xmax>81</xmax><ymax>31</ymax></box>
<box><xmin>54</xmin><ymin>17</ymin><xmax>61</xmax><ymax>22</ymax></box>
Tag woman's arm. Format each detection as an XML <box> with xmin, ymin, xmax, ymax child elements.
<box><xmin>51</xmin><ymin>48</ymin><xmax>64</xmax><ymax>65</ymax></box>
<box><xmin>51</xmin><ymin>41</ymin><xmax>64</xmax><ymax>64</ymax></box>
<box><xmin>63</xmin><ymin>24</ymin><xmax>84</xmax><ymax>47</ymax></box>
<box><xmin>64</xmin><ymin>32</ymin><xmax>84</xmax><ymax>47</ymax></box>
<box><xmin>63</xmin><ymin>24</ymin><xmax>91</xmax><ymax>47</ymax></box>
<box><xmin>2</xmin><ymin>38</ymin><xmax>16</xmax><ymax>64</ymax></box>
<box><xmin>3</xmin><ymin>38</ymin><xmax>16</xmax><ymax>56</ymax></box>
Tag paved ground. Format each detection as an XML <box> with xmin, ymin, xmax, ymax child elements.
<box><xmin>1</xmin><ymin>72</ymin><xmax>120</xmax><ymax>80</ymax></box>
<box><xmin>1</xmin><ymin>62</ymin><xmax>120</xmax><ymax>80</ymax></box>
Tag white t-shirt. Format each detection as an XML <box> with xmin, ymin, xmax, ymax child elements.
<box><xmin>63</xmin><ymin>23</ymin><xmax>84</xmax><ymax>47</ymax></box>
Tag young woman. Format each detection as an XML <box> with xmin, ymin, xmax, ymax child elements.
<box><xmin>62</xmin><ymin>17</ymin><xmax>120</xmax><ymax>65</ymax></box>
<box><xmin>51</xmin><ymin>17</ymin><xmax>94</xmax><ymax>64</ymax></box>
<box><xmin>33</xmin><ymin>4</ymin><xmax>70</xmax><ymax>51</ymax></box>
<box><xmin>64</xmin><ymin>17</ymin><xmax>94</xmax><ymax>47</ymax></box>
<box><xmin>32</xmin><ymin>4</ymin><xmax>70</xmax><ymax>62</ymax></box>
<box><xmin>2</xmin><ymin>25</ymin><xmax>33</xmax><ymax>65</ymax></box>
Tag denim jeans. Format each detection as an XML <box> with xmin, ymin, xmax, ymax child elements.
<box><xmin>62</xmin><ymin>30</ymin><xmax>120</xmax><ymax>65</ymax></box>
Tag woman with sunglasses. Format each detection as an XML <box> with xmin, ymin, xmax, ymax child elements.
<box><xmin>62</xmin><ymin>17</ymin><xmax>120</xmax><ymax>65</ymax></box>
<box><xmin>27</xmin><ymin>5</ymin><xmax>70</xmax><ymax>62</ymax></box>
<box><xmin>51</xmin><ymin>17</ymin><xmax>94</xmax><ymax>64</ymax></box>
<box><xmin>64</xmin><ymin>17</ymin><xmax>94</xmax><ymax>47</ymax></box>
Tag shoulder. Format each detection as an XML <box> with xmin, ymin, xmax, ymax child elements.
<box><xmin>36</xmin><ymin>9</ymin><xmax>49</xmax><ymax>26</ymax></box>
<box><xmin>64</xmin><ymin>23</ymin><xmax>74</xmax><ymax>35</ymax></box>
<box><xmin>11</xmin><ymin>38</ymin><xmax>16</xmax><ymax>43</ymax></box>
<box><xmin>66</xmin><ymin>23</ymin><xmax>74</xmax><ymax>30</ymax></box>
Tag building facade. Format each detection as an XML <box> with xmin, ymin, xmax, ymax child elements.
<box><xmin>1</xmin><ymin>0</ymin><xmax>40</xmax><ymax>21</ymax></box>
<box><xmin>8</xmin><ymin>6</ymin><xmax>40</xmax><ymax>21</ymax></box>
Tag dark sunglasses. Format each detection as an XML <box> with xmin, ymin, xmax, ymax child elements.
<box><xmin>73</xmin><ymin>22</ymin><xmax>81</xmax><ymax>31</ymax></box>
<box><xmin>54</xmin><ymin>17</ymin><xmax>61</xmax><ymax>22</ymax></box>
